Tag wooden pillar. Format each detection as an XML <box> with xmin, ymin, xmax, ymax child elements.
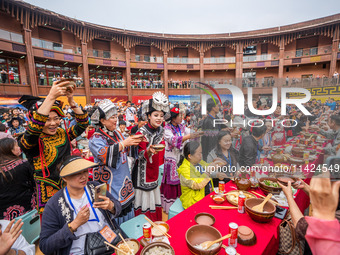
<box><xmin>235</xmin><ymin>42</ymin><xmax>243</xmax><ymax>88</ymax></box>
<box><xmin>199</xmin><ymin>52</ymin><xmax>204</xmax><ymax>81</ymax></box>
<box><xmin>163</xmin><ymin>51</ymin><xmax>169</xmax><ymax>96</ymax></box>
<box><xmin>278</xmin><ymin>37</ymin><xmax>285</xmax><ymax>85</ymax></box>
<box><xmin>81</xmin><ymin>43</ymin><xmax>91</xmax><ymax>104</ymax></box>
<box><xmin>329</xmin><ymin>25</ymin><xmax>340</xmax><ymax>77</ymax></box>
<box><xmin>23</xmin><ymin>29</ymin><xmax>38</xmax><ymax>96</ymax></box>
<box><xmin>125</xmin><ymin>48</ymin><xmax>132</xmax><ymax>101</ymax></box>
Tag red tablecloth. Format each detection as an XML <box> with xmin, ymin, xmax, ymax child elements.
<box><xmin>133</xmin><ymin>178</ymin><xmax>312</xmax><ymax>255</ymax></box>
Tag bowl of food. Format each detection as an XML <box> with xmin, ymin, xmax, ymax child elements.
<box><xmin>225</xmin><ymin>190</ymin><xmax>256</xmax><ymax>206</ymax></box>
<box><xmin>116</xmin><ymin>239</ymin><xmax>140</xmax><ymax>255</ymax></box>
<box><xmin>237</xmin><ymin>225</ymin><xmax>257</xmax><ymax>246</ymax></box>
<box><xmin>258</xmin><ymin>177</ymin><xmax>282</xmax><ymax>195</ymax></box>
<box><xmin>210</xmin><ymin>194</ymin><xmax>226</xmax><ymax>204</ymax></box>
<box><xmin>152</xmin><ymin>144</ymin><xmax>166</xmax><ymax>152</ymax></box>
<box><xmin>291</xmin><ymin>147</ymin><xmax>305</xmax><ymax>158</ymax></box>
<box><xmin>245</xmin><ymin>198</ymin><xmax>276</xmax><ymax>223</ymax></box>
<box><xmin>186</xmin><ymin>225</ymin><xmax>222</xmax><ymax>255</ymax></box>
<box><xmin>151</xmin><ymin>221</ymin><xmax>170</xmax><ymax>237</ymax></box>
<box><xmin>195</xmin><ymin>213</ymin><xmax>215</xmax><ymax>226</ymax></box>
<box><xmin>140</xmin><ymin>242</ymin><xmax>175</xmax><ymax>255</ymax></box>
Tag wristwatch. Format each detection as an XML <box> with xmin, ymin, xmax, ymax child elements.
<box><xmin>70</xmin><ymin>103</ymin><xmax>78</xmax><ymax>109</ymax></box>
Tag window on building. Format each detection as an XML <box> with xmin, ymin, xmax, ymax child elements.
<box><xmin>131</xmin><ymin>70</ymin><xmax>161</xmax><ymax>81</ymax></box>
<box><xmin>89</xmin><ymin>67</ymin><xmax>123</xmax><ymax>88</ymax></box>
<box><xmin>103</xmin><ymin>51</ymin><xmax>111</xmax><ymax>59</ymax></box>
<box><xmin>296</xmin><ymin>48</ymin><xmax>303</xmax><ymax>57</ymax></box>
<box><xmin>35</xmin><ymin>63</ymin><xmax>77</xmax><ymax>86</ymax></box>
<box><xmin>242</xmin><ymin>71</ymin><xmax>256</xmax><ymax>87</ymax></box>
<box><xmin>93</xmin><ymin>49</ymin><xmax>99</xmax><ymax>57</ymax></box>
<box><xmin>244</xmin><ymin>46</ymin><xmax>257</xmax><ymax>55</ymax></box>
<box><xmin>144</xmin><ymin>55</ymin><xmax>150</xmax><ymax>62</ymax></box>
<box><xmin>310</xmin><ymin>47</ymin><xmax>318</xmax><ymax>56</ymax></box>
<box><xmin>0</xmin><ymin>57</ymin><xmax>20</xmax><ymax>84</ymax></box>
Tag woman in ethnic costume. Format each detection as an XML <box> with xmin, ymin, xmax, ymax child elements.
<box><xmin>160</xmin><ymin>104</ymin><xmax>201</xmax><ymax>213</ymax></box>
<box><xmin>0</xmin><ymin>138</ymin><xmax>35</xmax><ymax>220</ymax></box>
<box><xmin>132</xmin><ymin>92</ymin><xmax>169</xmax><ymax>221</ymax></box>
<box><xmin>18</xmin><ymin>81</ymin><xmax>89</xmax><ymax>214</ymax></box>
<box><xmin>89</xmin><ymin>99</ymin><xmax>143</xmax><ymax>225</ymax></box>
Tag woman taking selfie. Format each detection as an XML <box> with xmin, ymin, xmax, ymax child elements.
<box><xmin>39</xmin><ymin>156</ymin><xmax>122</xmax><ymax>255</ymax></box>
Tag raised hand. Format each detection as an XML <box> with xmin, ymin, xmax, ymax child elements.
<box><xmin>0</xmin><ymin>219</ymin><xmax>23</xmax><ymax>255</ymax></box>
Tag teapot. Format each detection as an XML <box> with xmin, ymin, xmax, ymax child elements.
<box><xmin>234</xmin><ymin>171</ymin><xmax>251</xmax><ymax>191</ymax></box>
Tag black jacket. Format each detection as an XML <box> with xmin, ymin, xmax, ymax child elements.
<box><xmin>238</xmin><ymin>135</ymin><xmax>261</xmax><ymax>167</ymax></box>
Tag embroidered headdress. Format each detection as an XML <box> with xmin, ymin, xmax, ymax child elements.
<box><xmin>90</xmin><ymin>99</ymin><xmax>117</xmax><ymax>125</ymax></box>
<box><xmin>141</xmin><ymin>92</ymin><xmax>170</xmax><ymax>120</ymax></box>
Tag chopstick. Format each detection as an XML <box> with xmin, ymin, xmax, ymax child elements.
<box><xmin>118</xmin><ymin>233</ymin><xmax>133</xmax><ymax>255</ymax></box>
<box><xmin>104</xmin><ymin>241</ymin><xmax>128</xmax><ymax>255</ymax></box>
<box><xmin>250</xmin><ymin>191</ymin><xmax>283</xmax><ymax>207</ymax></box>
<box><xmin>144</xmin><ymin>217</ymin><xmax>171</xmax><ymax>238</ymax></box>
<box><xmin>209</xmin><ymin>205</ymin><xmax>237</xmax><ymax>210</ymax></box>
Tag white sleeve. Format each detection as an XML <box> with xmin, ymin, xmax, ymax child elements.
<box><xmin>13</xmin><ymin>236</ymin><xmax>35</xmax><ymax>255</ymax></box>
<box><xmin>0</xmin><ymin>220</ymin><xmax>35</xmax><ymax>255</ymax></box>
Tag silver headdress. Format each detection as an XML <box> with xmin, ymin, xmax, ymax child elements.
<box><xmin>141</xmin><ymin>92</ymin><xmax>170</xmax><ymax>121</ymax></box>
<box><xmin>91</xmin><ymin>99</ymin><xmax>117</xmax><ymax>125</ymax></box>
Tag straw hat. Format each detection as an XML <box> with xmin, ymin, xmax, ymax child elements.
<box><xmin>59</xmin><ymin>156</ymin><xmax>98</xmax><ymax>177</ymax></box>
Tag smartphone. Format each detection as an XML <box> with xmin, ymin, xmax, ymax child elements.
<box><xmin>95</xmin><ymin>183</ymin><xmax>107</xmax><ymax>202</ymax></box>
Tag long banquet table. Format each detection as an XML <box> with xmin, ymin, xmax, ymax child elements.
<box><xmin>132</xmin><ymin>177</ymin><xmax>312</xmax><ymax>255</ymax></box>
<box><xmin>128</xmin><ymin>136</ymin><xmax>326</xmax><ymax>255</ymax></box>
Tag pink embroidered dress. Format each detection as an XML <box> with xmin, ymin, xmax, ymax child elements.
<box><xmin>160</xmin><ymin>122</ymin><xmax>190</xmax><ymax>213</ymax></box>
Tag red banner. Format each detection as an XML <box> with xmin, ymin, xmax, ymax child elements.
<box><xmin>132</xmin><ymin>95</ymin><xmax>152</xmax><ymax>105</ymax></box>
<box><xmin>90</xmin><ymin>95</ymin><xmax>128</xmax><ymax>104</ymax></box>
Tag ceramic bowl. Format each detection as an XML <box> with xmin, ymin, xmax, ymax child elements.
<box><xmin>152</xmin><ymin>144</ymin><xmax>166</xmax><ymax>151</ymax></box>
<box><xmin>195</xmin><ymin>213</ymin><xmax>216</xmax><ymax>226</ymax></box>
<box><xmin>245</xmin><ymin>198</ymin><xmax>276</xmax><ymax>223</ymax></box>
<box><xmin>140</xmin><ymin>242</ymin><xmax>175</xmax><ymax>255</ymax></box>
<box><xmin>210</xmin><ymin>194</ymin><xmax>226</xmax><ymax>204</ymax></box>
<box><xmin>186</xmin><ymin>225</ymin><xmax>222</xmax><ymax>255</ymax></box>
<box><xmin>291</xmin><ymin>147</ymin><xmax>305</xmax><ymax>157</ymax></box>
<box><xmin>237</xmin><ymin>225</ymin><xmax>257</xmax><ymax>246</ymax></box>
<box><xmin>151</xmin><ymin>221</ymin><xmax>170</xmax><ymax>237</ymax></box>
<box><xmin>116</xmin><ymin>238</ymin><xmax>140</xmax><ymax>255</ymax></box>
<box><xmin>258</xmin><ymin>177</ymin><xmax>282</xmax><ymax>195</ymax></box>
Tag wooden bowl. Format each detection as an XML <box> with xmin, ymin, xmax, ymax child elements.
<box><xmin>151</xmin><ymin>221</ymin><xmax>170</xmax><ymax>237</ymax></box>
<box><xmin>237</xmin><ymin>225</ymin><xmax>257</xmax><ymax>246</ymax></box>
<box><xmin>116</xmin><ymin>238</ymin><xmax>140</xmax><ymax>255</ymax></box>
<box><xmin>276</xmin><ymin>176</ymin><xmax>297</xmax><ymax>187</ymax></box>
<box><xmin>210</xmin><ymin>194</ymin><xmax>226</xmax><ymax>204</ymax></box>
<box><xmin>245</xmin><ymin>198</ymin><xmax>276</xmax><ymax>223</ymax></box>
<box><xmin>186</xmin><ymin>225</ymin><xmax>222</xmax><ymax>255</ymax></box>
<box><xmin>56</xmin><ymin>78</ymin><xmax>76</xmax><ymax>92</ymax></box>
<box><xmin>195</xmin><ymin>213</ymin><xmax>215</xmax><ymax>226</ymax></box>
<box><xmin>287</xmin><ymin>156</ymin><xmax>305</xmax><ymax>165</ymax></box>
<box><xmin>140</xmin><ymin>242</ymin><xmax>175</xmax><ymax>255</ymax></box>
<box><xmin>291</xmin><ymin>147</ymin><xmax>305</xmax><ymax>158</ymax></box>
<box><xmin>258</xmin><ymin>177</ymin><xmax>282</xmax><ymax>195</ymax></box>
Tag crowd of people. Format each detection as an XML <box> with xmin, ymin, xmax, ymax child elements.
<box><xmin>0</xmin><ymin>79</ymin><xmax>339</xmax><ymax>254</ymax></box>
<box><xmin>90</xmin><ymin>77</ymin><xmax>125</xmax><ymax>88</ymax></box>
